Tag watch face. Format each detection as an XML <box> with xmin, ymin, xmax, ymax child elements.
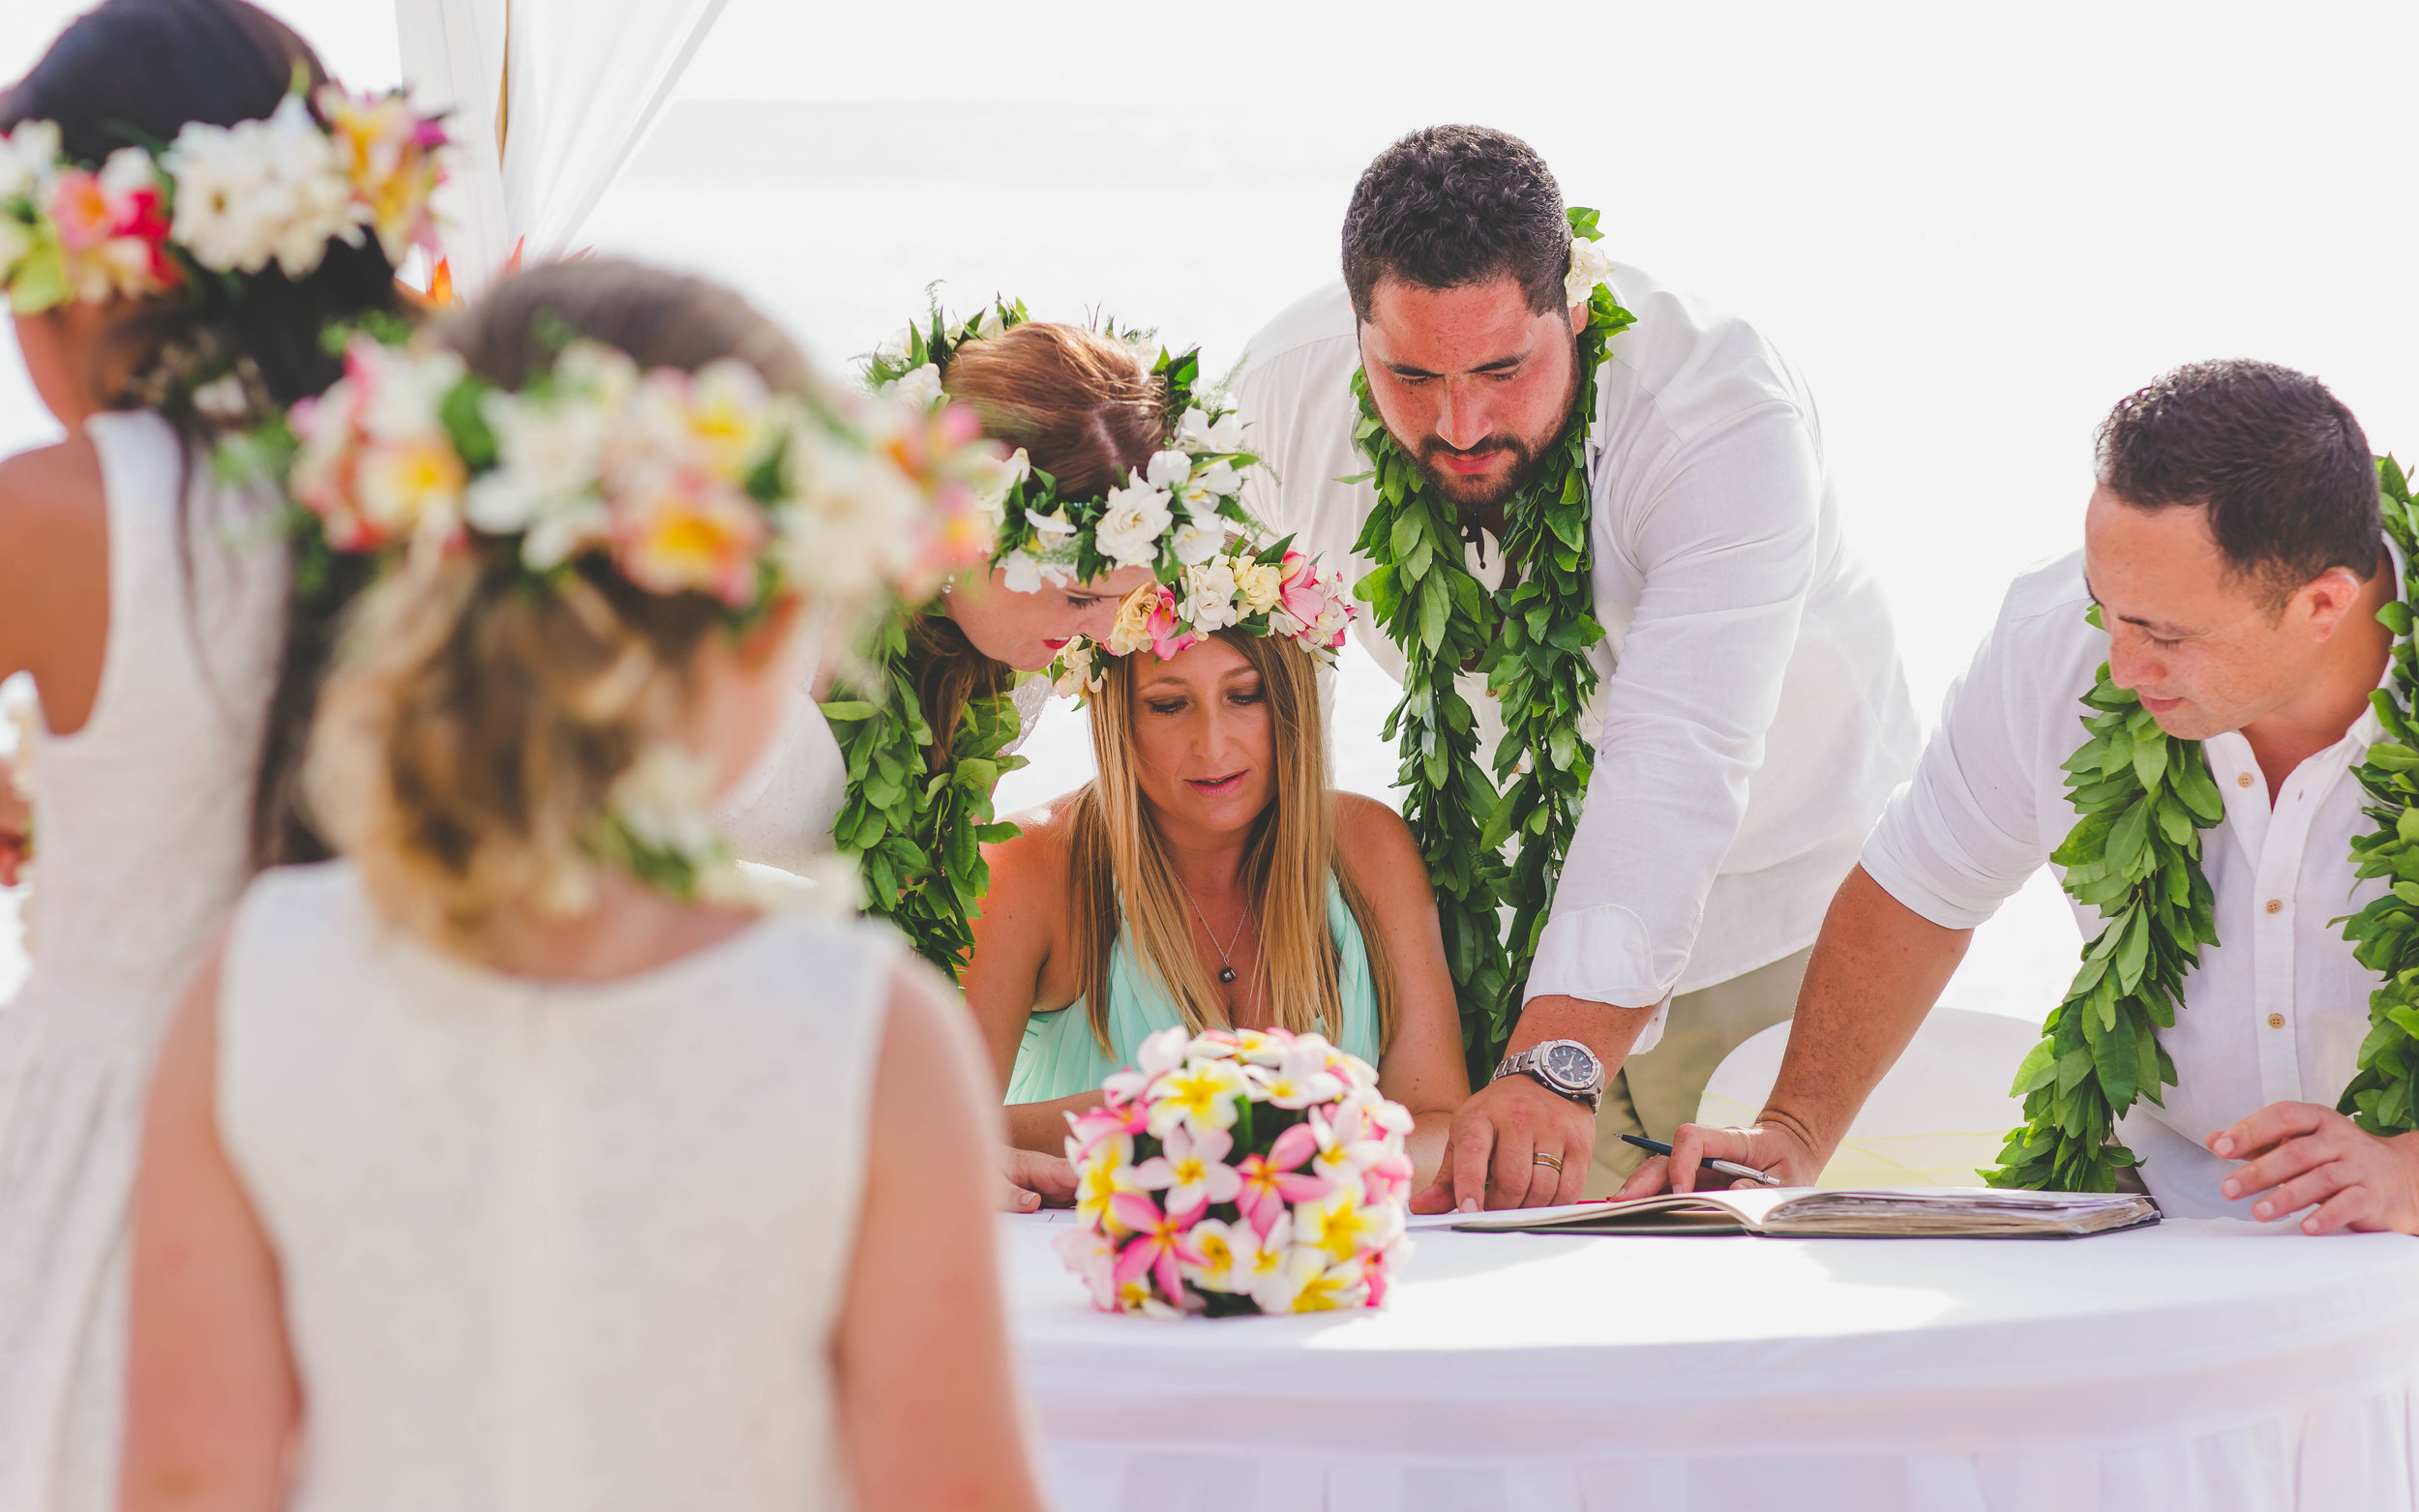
<box><xmin>1542</xmin><ymin>1041</ymin><xmax>1597</xmax><ymax>1088</ymax></box>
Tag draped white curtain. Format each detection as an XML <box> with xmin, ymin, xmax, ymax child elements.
<box><xmin>394</xmin><ymin>0</ymin><xmax>731</xmax><ymax>298</ymax></box>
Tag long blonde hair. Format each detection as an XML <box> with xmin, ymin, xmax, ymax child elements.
<box><xmin>304</xmin><ymin>260</ymin><xmax>810</xmax><ymax>951</ymax></box>
<box><xmin>1064</xmin><ymin>630</ymin><xmax>1396</xmax><ymax>1051</ymax></box>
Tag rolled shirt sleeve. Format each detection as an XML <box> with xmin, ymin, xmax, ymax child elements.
<box><xmin>1526</xmin><ymin>401</ymin><xmax>1821</xmax><ymax>1019</ymax></box>
<box><xmin>1860</xmin><ymin>566</ymin><xmax>2091</xmax><ymax>931</ymax></box>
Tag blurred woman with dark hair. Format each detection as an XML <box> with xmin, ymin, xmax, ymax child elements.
<box><xmin>0</xmin><ymin>1</ymin><xmax>440</xmax><ymax>1499</ymax></box>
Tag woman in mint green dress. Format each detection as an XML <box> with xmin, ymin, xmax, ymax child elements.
<box><xmin>963</xmin><ymin>544</ymin><xmax>1469</xmax><ymax>1193</ymax></box>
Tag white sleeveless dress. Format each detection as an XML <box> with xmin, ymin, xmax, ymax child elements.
<box><xmin>217</xmin><ymin>863</ymin><xmax>894</xmax><ymax>1512</ymax></box>
<box><xmin>0</xmin><ymin>412</ymin><xmax>287</xmax><ymax>1512</ymax></box>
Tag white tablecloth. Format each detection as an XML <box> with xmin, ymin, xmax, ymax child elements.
<box><xmin>1000</xmin><ymin>1213</ymin><xmax>2419</xmax><ymax>1512</ymax></box>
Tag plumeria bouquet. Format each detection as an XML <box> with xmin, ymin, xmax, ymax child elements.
<box><xmin>0</xmin><ymin>83</ymin><xmax>446</xmax><ymax>314</ymax></box>
<box><xmin>1054</xmin><ymin>1025</ymin><xmax>1415</xmax><ymax>1319</ymax></box>
<box><xmin>1048</xmin><ymin>537</ymin><xmax>1358</xmax><ymax>697</ymax></box>
<box><xmin>864</xmin><ymin>295</ymin><xmax>1265</xmax><ymax>592</ymax></box>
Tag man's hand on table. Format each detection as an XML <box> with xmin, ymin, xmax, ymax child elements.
<box><xmin>996</xmin><ymin>1145</ymin><xmax>1077</xmax><ymax>1213</ymax></box>
<box><xmin>1613</xmin><ymin>1115</ymin><xmax>1827</xmax><ymax>1199</ymax></box>
<box><xmin>1410</xmin><ymin>1073</ymin><xmax>1594</xmax><ymax>1213</ymax></box>
<box><xmin>2210</xmin><ymin>1102</ymin><xmax>2419</xmax><ymax>1234</ymax></box>
<box><xmin>1409</xmin><ymin>993</ymin><xmax>1658</xmax><ymax>1213</ymax></box>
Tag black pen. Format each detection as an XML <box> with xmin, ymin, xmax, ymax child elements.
<box><xmin>1621</xmin><ymin>1134</ymin><xmax>1782</xmax><ymax>1187</ymax></box>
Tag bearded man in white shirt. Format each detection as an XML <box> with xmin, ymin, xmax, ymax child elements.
<box><xmin>1233</xmin><ymin>125</ymin><xmax>1917</xmax><ymax>1212</ymax></box>
<box><xmin>1647</xmin><ymin>359</ymin><xmax>2419</xmax><ymax>1230</ymax></box>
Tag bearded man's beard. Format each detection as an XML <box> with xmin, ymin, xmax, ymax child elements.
<box><xmin>1398</xmin><ymin>365</ymin><xmax>1585</xmax><ymax>513</ymax></box>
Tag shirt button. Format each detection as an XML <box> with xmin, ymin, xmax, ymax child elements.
<box><xmin>2237</xmin><ymin>772</ymin><xmax>2255</xmax><ymax>787</ymax></box>
<box><xmin>2265</xmin><ymin>899</ymin><xmax>2283</xmax><ymax>914</ymax></box>
<box><xmin>2268</xmin><ymin>1013</ymin><xmax>2286</xmax><ymax>1029</ymax></box>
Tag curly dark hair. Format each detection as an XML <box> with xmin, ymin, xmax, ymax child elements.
<box><xmin>2097</xmin><ymin>360</ymin><xmax>2381</xmax><ymax>604</ymax></box>
<box><xmin>1341</xmin><ymin>125</ymin><xmax>1572</xmax><ymax>321</ymax></box>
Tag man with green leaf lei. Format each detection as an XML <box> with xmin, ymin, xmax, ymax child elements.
<box><xmin>721</xmin><ymin>297</ymin><xmax>1265</xmax><ymax>981</ymax></box>
<box><xmin>1657</xmin><ymin>360</ymin><xmax>2419</xmax><ymax>1234</ymax></box>
<box><xmin>1234</xmin><ymin>126</ymin><xmax>1916</xmax><ymax>1211</ymax></box>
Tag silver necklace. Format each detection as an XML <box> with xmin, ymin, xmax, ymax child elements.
<box><xmin>1176</xmin><ymin>878</ymin><xmax>1249</xmax><ymax>985</ymax></box>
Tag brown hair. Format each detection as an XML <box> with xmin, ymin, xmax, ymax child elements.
<box><xmin>307</xmin><ymin>259</ymin><xmax>810</xmax><ymax>950</ymax></box>
<box><xmin>900</xmin><ymin>322</ymin><xmax>1167</xmax><ymax>762</ymax></box>
<box><xmin>1062</xmin><ymin>630</ymin><xmax>1397</xmax><ymax>1051</ymax></box>
<box><xmin>3</xmin><ymin>0</ymin><xmax>413</xmax><ymax>872</ymax></box>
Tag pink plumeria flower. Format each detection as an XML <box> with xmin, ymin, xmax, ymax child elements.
<box><xmin>1186</xmin><ymin>1028</ymin><xmax>1243</xmax><ymax>1061</ymax></box>
<box><xmin>1144</xmin><ymin>1056</ymin><xmax>1248</xmax><ymax>1141</ymax></box>
<box><xmin>1308</xmin><ymin>1101</ymin><xmax>1390</xmax><ymax>1184</ymax></box>
<box><xmin>1288</xmin><ymin>1254</ymin><xmax>1374</xmax><ymax>1314</ymax></box>
<box><xmin>1249</xmin><ymin>1243</ymin><xmax>1371</xmax><ymax>1314</ymax></box>
<box><xmin>1295</xmin><ymin>1179</ymin><xmax>1400</xmax><ymax>1265</ymax></box>
<box><xmin>1072</xmin><ymin>1135</ymin><xmax>1150</xmax><ymax>1236</ymax></box>
<box><xmin>1231</xmin><ymin>1120</ymin><xmax>1331</xmax><ymax>1239</ymax></box>
<box><xmin>1109</xmin><ymin>1192</ymin><xmax>1203</xmax><ymax>1308</ymax></box>
<box><xmin>1229</xmin><ymin>1027</ymin><xmax>1290</xmax><ymax>1067</ymax></box>
<box><xmin>1358</xmin><ymin>1146</ymin><xmax>1419</xmax><ymax>1206</ymax></box>
<box><xmin>1052</xmin><ymin>1224</ymin><xmax>1120</xmax><ymax>1312</ymax></box>
<box><xmin>1252</xmin><ymin>1039</ymin><xmax>1347</xmax><ymax>1110</ymax></box>
<box><xmin>1101</xmin><ymin>1023</ymin><xmax>1191</xmax><ymax>1106</ymax></box>
<box><xmin>1180</xmin><ymin>1215</ymin><xmax>1273</xmax><ymax>1295</ymax></box>
<box><xmin>1062</xmin><ymin>1102</ymin><xmax>1145</xmax><ymax>1164</ymax></box>
<box><xmin>1131</xmin><ymin>1125</ymin><xmax>1243</xmax><ymax>1218</ymax></box>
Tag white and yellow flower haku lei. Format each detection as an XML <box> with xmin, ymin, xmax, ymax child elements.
<box><xmin>0</xmin><ymin>84</ymin><xmax>448</xmax><ymax>314</ymax></box>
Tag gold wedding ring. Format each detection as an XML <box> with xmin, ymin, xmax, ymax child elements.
<box><xmin>1533</xmin><ymin>1153</ymin><xmax>1565</xmax><ymax>1172</ymax></box>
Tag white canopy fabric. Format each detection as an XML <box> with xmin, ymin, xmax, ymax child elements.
<box><xmin>1002</xmin><ymin>1212</ymin><xmax>2419</xmax><ymax>1511</ymax></box>
<box><xmin>394</xmin><ymin>0</ymin><xmax>730</xmax><ymax>297</ymax></box>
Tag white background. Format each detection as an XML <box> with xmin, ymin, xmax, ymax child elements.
<box><xmin>5</xmin><ymin>0</ymin><xmax>2415</xmax><ymax>1023</ymax></box>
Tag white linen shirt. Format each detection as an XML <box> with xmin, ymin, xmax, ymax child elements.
<box><xmin>1863</xmin><ymin>548</ymin><xmax>2397</xmax><ymax>1220</ymax></box>
<box><xmin>1234</xmin><ymin>269</ymin><xmax>1918</xmax><ymax>1025</ymax></box>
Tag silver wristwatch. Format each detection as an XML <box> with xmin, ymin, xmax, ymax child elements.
<box><xmin>1492</xmin><ymin>1038</ymin><xmax>1605</xmax><ymax>1112</ymax></box>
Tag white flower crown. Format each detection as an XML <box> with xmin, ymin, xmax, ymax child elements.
<box><xmin>865</xmin><ymin>297</ymin><xmax>1265</xmax><ymax>594</ymax></box>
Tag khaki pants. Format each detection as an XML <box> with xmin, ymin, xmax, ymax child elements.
<box><xmin>1583</xmin><ymin>946</ymin><xmax>1813</xmax><ymax>1198</ymax></box>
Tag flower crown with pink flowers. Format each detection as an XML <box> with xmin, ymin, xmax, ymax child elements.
<box><xmin>0</xmin><ymin>84</ymin><xmax>447</xmax><ymax>315</ymax></box>
<box><xmin>1046</xmin><ymin>533</ymin><xmax>1359</xmax><ymax>697</ymax></box>
<box><xmin>235</xmin><ymin>325</ymin><xmax>1015</xmax><ymax>629</ymax></box>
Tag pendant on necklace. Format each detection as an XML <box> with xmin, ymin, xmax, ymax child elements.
<box><xmin>1218</xmin><ymin>966</ymin><xmax>1238</xmax><ymax>984</ymax></box>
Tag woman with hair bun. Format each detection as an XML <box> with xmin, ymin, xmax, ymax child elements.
<box><xmin>122</xmin><ymin>258</ymin><xmax>1040</xmax><ymax>1512</ymax></box>
<box><xmin>0</xmin><ymin>2</ymin><xmax>441</xmax><ymax>1500</ymax></box>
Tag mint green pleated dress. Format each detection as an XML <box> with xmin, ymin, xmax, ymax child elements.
<box><xmin>1006</xmin><ymin>879</ymin><xmax>1383</xmax><ymax>1101</ymax></box>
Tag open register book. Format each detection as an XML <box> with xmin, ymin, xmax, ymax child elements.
<box><xmin>1409</xmin><ymin>1186</ymin><xmax>2160</xmax><ymax>1238</ymax></box>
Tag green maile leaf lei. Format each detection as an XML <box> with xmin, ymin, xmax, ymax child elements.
<box><xmin>1347</xmin><ymin>205</ymin><xmax>1634</xmax><ymax>1084</ymax></box>
<box><xmin>823</xmin><ymin>600</ymin><xmax>1028</xmax><ymax>980</ymax></box>
<box><xmin>1991</xmin><ymin>454</ymin><xmax>2419</xmax><ymax>1190</ymax></box>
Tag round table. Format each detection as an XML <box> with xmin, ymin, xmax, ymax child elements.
<box><xmin>1000</xmin><ymin>1213</ymin><xmax>2419</xmax><ymax>1512</ymax></box>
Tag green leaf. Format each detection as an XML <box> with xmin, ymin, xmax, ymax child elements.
<box><xmin>2105</xmin><ymin>798</ymin><xmax>2150</xmax><ymax>875</ymax></box>
<box><xmin>1418</xmin><ymin>580</ymin><xmax>1448</xmax><ymax>653</ymax></box>
<box><xmin>2131</xmin><ymin>732</ymin><xmax>2169</xmax><ymax>789</ymax></box>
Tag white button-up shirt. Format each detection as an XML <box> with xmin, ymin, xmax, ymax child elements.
<box><xmin>1234</xmin><ymin>269</ymin><xmax>1918</xmax><ymax>1023</ymax></box>
<box><xmin>1863</xmin><ymin>548</ymin><xmax>2396</xmax><ymax>1218</ymax></box>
